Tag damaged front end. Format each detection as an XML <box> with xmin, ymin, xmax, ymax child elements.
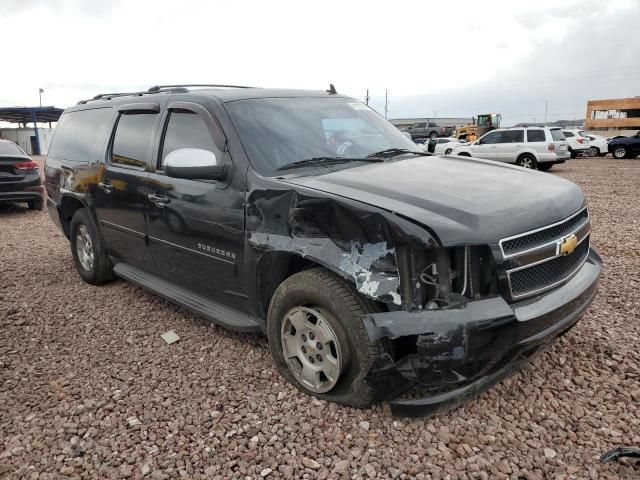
<box><xmin>245</xmin><ymin>172</ymin><xmax>602</xmax><ymax>417</ymax></box>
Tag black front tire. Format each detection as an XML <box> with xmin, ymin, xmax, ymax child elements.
<box><xmin>267</xmin><ymin>268</ymin><xmax>390</xmax><ymax>408</ymax></box>
<box><xmin>28</xmin><ymin>198</ymin><xmax>44</xmax><ymax>211</ymax></box>
<box><xmin>458</xmin><ymin>152</ymin><xmax>471</xmax><ymax>157</ymax></box>
<box><xmin>69</xmin><ymin>208</ymin><xmax>115</xmax><ymax>285</ymax></box>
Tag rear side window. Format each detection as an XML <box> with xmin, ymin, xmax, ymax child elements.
<box><xmin>160</xmin><ymin>111</ymin><xmax>218</xmax><ymax>166</ymax></box>
<box><xmin>564</xmin><ymin>131</ymin><xmax>574</xmax><ymax>138</ymax></box>
<box><xmin>111</xmin><ymin>113</ymin><xmax>157</xmax><ymax>168</ymax></box>
<box><xmin>0</xmin><ymin>141</ymin><xmax>25</xmax><ymax>156</ymax></box>
<box><xmin>551</xmin><ymin>129</ymin><xmax>565</xmax><ymax>141</ymax></box>
<box><xmin>48</xmin><ymin>108</ymin><xmax>113</xmax><ymax>162</ymax></box>
<box><xmin>527</xmin><ymin>130</ymin><xmax>546</xmax><ymax>142</ymax></box>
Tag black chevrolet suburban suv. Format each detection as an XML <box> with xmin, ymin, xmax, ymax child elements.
<box><xmin>45</xmin><ymin>84</ymin><xmax>601</xmax><ymax>417</ymax></box>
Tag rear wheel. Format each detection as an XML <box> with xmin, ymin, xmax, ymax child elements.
<box><xmin>569</xmin><ymin>147</ymin><xmax>576</xmax><ymax>159</ymax></box>
<box><xmin>27</xmin><ymin>198</ymin><xmax>44</xmax><ymax>211</ymax></box>
<box><xmin>429</xmin><ymin>132</ymin><xmax>438</xmax><ymax>139</ymax></box>
<box><xmin>537</xmin><ymin>163</ymin><xmax>553</xmax><ymax>171</ymax></box>
<box><xmin>588</xmin><ymin>147</ymin><xmax>599</xmax><ymax>157</ymax></box>
<box><xmin>516</xmin><ymin>154</ymin><xmax>537</xmax><ymax>169</ymax></box>
<box><xmin>267</xmin><ymin>268</ymin><xmax>390</xmax><ymax>408</ymax></box>
<box><xmin>70</xmin><ymin>208</ymin><xmax>115</xmax><ymax>285</ymax></box>
<box><xmin>612</xmin><ymin>146</ymin><xmax>628</xmax><ymax>159</ymax></box>
<box><xmin>444</xmin><ymin>148</ymin><xmax>453</xmax><ymax>155</ymax></box>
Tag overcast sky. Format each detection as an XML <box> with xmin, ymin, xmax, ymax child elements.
<box><xmin>1</xmin><ymin>0</ymin><xmax>638</xmax><ymax>126</ymax></box>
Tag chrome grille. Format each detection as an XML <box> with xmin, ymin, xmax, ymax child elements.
<box><xmin>509</xmin><ymin>239</ymin><xmax>589</xmax><ymax>296</ymax></box>
<box><xmin>500</xmin><ymin>207</ymin><xmax>591</xmax><ymax>300</ymax></box>
<box><xmin>501</xmin><ymin>208</ymin><xmax>589</xmax><ymax>256</ymax></box>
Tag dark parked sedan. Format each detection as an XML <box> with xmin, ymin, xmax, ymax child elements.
<box><xmin>608</xmin><ymin>131</ymin><xmax>640</xmax><ymax>159</ymax></box>
<box><xmin>0</xmin><ymin>139</ymin><xmax>44</xmax><ymax>210</ymax></box>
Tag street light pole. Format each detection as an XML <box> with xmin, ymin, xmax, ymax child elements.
<box><xmin>39</xmin><ymin>88</ymin><xmax>44</xmax><ymax>107</ymax></box>
<box><xmin>544</xmin><ymin>99</ymin><xmax>548</xmax><ymax>124</ymax></box>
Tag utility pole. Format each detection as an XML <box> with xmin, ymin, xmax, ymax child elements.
<box><xmin>544</xmin><ymin>99</ymin><xmax>548</xmax><ymax>124</ymax></box>
<box><xmin>365</xmin><ymin>89</ymin><xmax>370</xmax><ymax>106</ymax></box>
<box><xmin>384</xmin><ymin>89</ymin><xmax>389</xmax><ymax>119</ymax></box>
<box><xmin>39</xmin><ymin>88</ymin><xmax>44</xmax><ymax>107</ymax></box>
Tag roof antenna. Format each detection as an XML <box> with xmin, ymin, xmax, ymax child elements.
<box><xmin>327</xmin><ymin>83</ymin><xmax>337</xmax><ymax>95</ymax></box>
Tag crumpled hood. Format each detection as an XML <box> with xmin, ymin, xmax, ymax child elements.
<box><xmin>282</xmin><ymin>155</ymin><xmax>585</xmax><ymax>246</ymax></box>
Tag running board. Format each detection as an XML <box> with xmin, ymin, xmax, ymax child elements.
<box><xmin>113</xmin><ymin>263</ymin><xmax>262</xmax><ymax>332</ymax></box>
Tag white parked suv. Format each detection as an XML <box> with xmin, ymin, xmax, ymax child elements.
<box><xmin>450</xmin><ymin>127</ymin><xmax>570</xmax><ymax>171</ymax></box>
<box><xmin>562</xmin><ymin>129</ymin><xmax>590</xmax><ymax>158</ymax></box>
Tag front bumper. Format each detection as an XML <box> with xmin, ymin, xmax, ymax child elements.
<box><xmin>363</xmin><ymin>248</ymin><xmax>602</xmax><ymax>417</ymax></box>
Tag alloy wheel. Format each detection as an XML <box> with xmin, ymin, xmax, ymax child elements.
<box><xmin>280</xmin><ymin>306</ymin><xmax>343</xmax><ymax>393</ymax></box>
<box><xmin>75</xmin><ymin>224</ymin><xmax>95</xmax><ymax>271</ymax></box>
<box><xmin>614</xmin><ymin>147</ymin><xmax>626</xmax><ymax>159</ymax></box>
<box><xmin>520</xmin><ymin>157</ymin><xmax>534</xmax><ymax>168</ymax></box>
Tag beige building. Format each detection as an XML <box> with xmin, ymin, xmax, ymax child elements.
<box><xmin>585</xmin><ymin>97</ymin><xmax>640</xmax><ymax>132</ymax></box>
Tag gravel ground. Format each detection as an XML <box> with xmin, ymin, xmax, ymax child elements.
<box><xmin>1</xmin><ymin>156</ymin><xmax>638</xmax><ymax>479</ymax></box>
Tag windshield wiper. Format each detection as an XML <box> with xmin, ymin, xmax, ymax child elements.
<box><xmin>276</xmin><ymin>156</ymin><xmax>384</xmax><ymax>171</ymax></box>
<box><xmin>366</xmin><ymin>148</ymin><xmax>426</xmax><ymax>158</ymax></box>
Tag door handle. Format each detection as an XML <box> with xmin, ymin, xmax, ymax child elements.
<box><xmin>147</xmin><ymin>193</ymin><xmax>171</xmax><ymax>207</ymax></box>
<box><xmin>98</xmin><ymin>181</ymin><xmax>112</xmax><ymax>193</ymax></box>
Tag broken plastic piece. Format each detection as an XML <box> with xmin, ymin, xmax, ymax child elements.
<box><xmin>161</xmin><ymin>330</ymin><xmax>180</xmax><ymax>344</ymax></box>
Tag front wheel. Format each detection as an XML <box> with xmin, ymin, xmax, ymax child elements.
<box><xmin>70</xmin><ymin>208</ymin><xmax>115</xmax><ymax>285</ymax></box>
<box><xmin>612</xmin><ymin>146</ymin><xmax>628</xmax><ymax>159</ymax></box>
<box><xmin>517</xmin><ymin>154</ymin><xmax>537</xmax><ymax>169</ymax></box>
<box><xmin>267</xmin><ymin>268</ymin><xmax>389</xmax><ymax>408</ymax></box>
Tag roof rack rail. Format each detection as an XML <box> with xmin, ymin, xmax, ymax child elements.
<box><xmin>77</xmin><ymin>84</ymin><xmax>256</xmax><ymax>104</ymax></box>
<box><xmin>147</xmin><ymin>84</ymin><xmax>255</xmax><ymax>92</ymax></box>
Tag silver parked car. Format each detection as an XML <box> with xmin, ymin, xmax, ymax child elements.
<box><xmin>451</xmin><ymin>127</ymin><xmax>570</xmax><ymax>171</ymax></box>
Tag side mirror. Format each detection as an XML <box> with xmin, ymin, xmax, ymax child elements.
<box><xmin>164</xmin><ymin>148</ymin><xmax>227</xmax><ymax>181</ymax></box>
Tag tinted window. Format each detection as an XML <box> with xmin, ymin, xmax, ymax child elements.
<box><xmin>0</xmin><ymin>140</ymin><xmax>25</xmax><ymax>156</ymax></box>
<box><xmin>111</xmin><ymin>113</ymin><xmax>157</xmax><ymax>168</ymax></box>
<box><xmin>413</xmin><ymin>123</ymin><xmax>426</xmax><ymax>128</ymax></box>
<box><xmin>161</xmin><ymin>111</ymin><xmax>218</xmax><ymax>166</ymax></box>
<box><xmin>550</xmin><ymin>129</ymin><xmax>565</xmax><ymax>141</ymax></box>
<box><xmin>480</xmin><ymin>131</ymin><xmax>501</xmax><ymax>144</ymax></box>
<box><xmin>563</xmin><ymin>131</ymin><xmax>574</xmax><ymax>137</ymax></box>
<box><xmin>527</xmin><ymin>130</ymin><xmax>546</xmax><ymax>142</ymax></box>
<box><xmin>48</xmin><ymin>108</ymin><xmax>113</xmax><ymax>162</ymax></box>
<box><xmin>438</xmin><ymin>139</ymin><xmax>449</xmax><ymax>144</ymax></box>
<box><xmin>500</xmin><ymin>130</ymin><xmax>524</xmax><ymax>143</ymax></box>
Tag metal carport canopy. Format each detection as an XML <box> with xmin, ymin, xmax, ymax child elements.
<box><xmin>0</xmin><ymin>106</ymin><xmax>64</xmax><ymax>124</ymax></box>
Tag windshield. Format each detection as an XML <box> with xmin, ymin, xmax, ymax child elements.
<box><xmin>225</xmin><ymin>97</ymin><xmax>418</xmax><ymax>175</ymax></box>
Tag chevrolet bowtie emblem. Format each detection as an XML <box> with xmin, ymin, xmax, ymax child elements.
<box><xmin>559</xmin><ymin>234</ymin><xmax>578</xmax><ymax>256</ymax></box>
